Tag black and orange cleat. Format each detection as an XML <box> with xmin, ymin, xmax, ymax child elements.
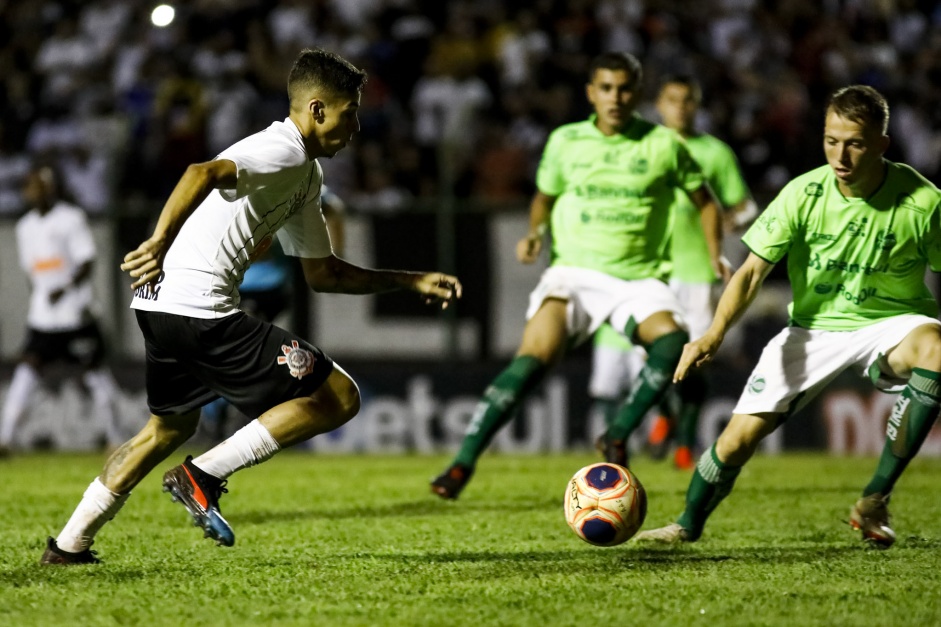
<box><xmin>40</xmin><ymin>537</ymin><xmax>100</xmax><ymax>565</ymax></box>
<box><xmin>849</xmin><ymin>492</ymin><xmax>896</xmax><ymax>549</ymax></box>
<box><xmin>595</xmin><ymin>433</ymin><xmax>628</xmax><ymax>468</ymax></box>
<box><xmin>645</xmin><ymin>415</ymin><xmax>675</xmax><ymax>461</ymax></box>
<box><xmin>430</xmin><ymin>463</ymin><xmax>474</xmax><ymax>500</ymax></box>
<box><xmin>673</xmin><ymin>445</ymin><xmax>695</xmax><ymax>471</ymax></box>
<box><xmin>162</xmin><ymin>456</ymin><xmax>235</xmax><ymax>547</ymax></box>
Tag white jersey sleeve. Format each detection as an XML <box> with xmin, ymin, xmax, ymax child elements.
<box><xmin>131</xmin><ymin>118</ymin><xmax>329</xmax><ymax>319</ymax></box>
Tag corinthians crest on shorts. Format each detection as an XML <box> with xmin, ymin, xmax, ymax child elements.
<box><xmin>277</xmin><ymin>340</ymin><xmax>315</xmax><ymax>379</ymax></box>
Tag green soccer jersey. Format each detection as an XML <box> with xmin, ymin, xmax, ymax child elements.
<box><xmin>536</xmin><ymin>115</ymin><xmax>705</xmax><ymax>281</ymax></box>
<box><xmin>669</xmin><ymin>133</ymin><xmax>750</xmax><ymax>284</ymax></box>
<box><xmin>742</xmin><ymin>161</ymin><xmax>941</xmax><ymax>330</ymax></box>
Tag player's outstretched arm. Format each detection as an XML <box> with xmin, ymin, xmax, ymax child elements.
<box><xmin>301</xmin><ymin>255</ymin><xmax>462</xmax><ymax>309</ymax></box>
<box><xmin>516</xmin><ymin>192</ymin><xmax>556</xmax><ymax>264</ymax></box>
<box><xmin>689</xmin><ymin>184</ymin><xmax>732</xmax><ymax>282</ymax></box>
<box><xmin>121</xmin><ymin>159</ymin><xmax>238</xmax><ymax>289</ymax></box>
<box><xmin>674</xmin><ymin>252</ymin><xmax>774</xmax><ymax>382</ymax></box>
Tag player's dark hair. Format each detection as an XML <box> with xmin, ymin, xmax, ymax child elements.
<box><xmin>588</xmin><ymin>52</ymin><xmax>643</xmax><ymax>89</ymax></box>
<box><xmin>659</xmin><ymin>74</ymin><xmax>702</xmax><ymax>101</ymax></box>
<box><xmin>827</xmin><ymin>85</ymin><xmax>889</xmax><ymax>134</ymax></box>
<box><xmin>287</xmin><ymin>48</ymin><xmax>367</xmax><ymax>110</ymax></box>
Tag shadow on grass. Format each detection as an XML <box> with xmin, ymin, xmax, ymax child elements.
<box><xmin>227</xmin><ymin>497</ymin><xmax>559</xmax><ymax>525</ymax></box>
<box><xmin>5</xmin><ymin>537</ymin><xmax>939</xmax><ymax>589</ymax></box>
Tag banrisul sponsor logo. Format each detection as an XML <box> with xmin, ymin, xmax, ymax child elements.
<box><xmin>825</xmin><ymin>258</ymin><xmax>888</xmax><ymax>275</ymax></box>
<box><xmin>573</xmin><ymin>185</ymin><xmax>645</xmax><ymax>200</ymax></box>
<box><xmin>748</xmin><ymin>375</ymin><xmax>766</xmax><ymax>394</ymax></box>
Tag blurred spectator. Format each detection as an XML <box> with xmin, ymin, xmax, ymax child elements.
<box><xmin>0</xmin><ymin>164</ymin><xmax>122</xmax><ymax>454</ymax></box>
<box><xmin>0</xmin><ymin>123</ymin><xmax>30</xmax><ymax>215</ymax></box>
<box><xmin>0</xmin><ymin>0</ymin><xmax>936</xmax><ymax>220</ymax></box>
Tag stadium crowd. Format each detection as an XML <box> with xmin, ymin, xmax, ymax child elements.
<box><xmin>0</xmin><ymin>0</ymin><xmax>938</xmax><ymax>220</ymax></box>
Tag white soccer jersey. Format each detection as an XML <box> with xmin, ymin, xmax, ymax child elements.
<box><xmin>131</xmin><ymin>118</ymin><xmax>334</xmax><ymax>319</ymax></box>
<box><xmin>15</xmin><ymin>201</ymin><xmax>97</xmax><ymax>331</ymax></box>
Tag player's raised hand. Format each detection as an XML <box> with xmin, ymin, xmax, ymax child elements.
<box><xmin>516</xmin><ymin>233</ymin><xmax>544</xmax><ymax>264</ymax></box>
<box><xmin>121</xmin><ymin>237</ymin><xmax>168</xmax><ymax>289</ymax></box>
<box><xmin>414</xmin><ymin>273</ymin><xmax>462</xmax><ymax>309</ymax></box>
<box><xmin>673</xmin><ymin>332</ymin><xmax>723</xmax><ymax>382</ymax></box>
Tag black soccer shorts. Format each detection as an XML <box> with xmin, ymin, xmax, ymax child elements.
<box><xmin>135</xmin><ymin>310</ymin><xmax>334</xmax><ymax>418</ymax></box>
<box><xmin>23</xmin><ymin>321</ymin><xmax>106</xmax><ymax>368</ymax></box>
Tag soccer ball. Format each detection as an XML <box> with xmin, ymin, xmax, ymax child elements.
<box><xmin>564</xmin><ymin>462</ymin><xmax>647</xmax><ymax>546</ymax></box>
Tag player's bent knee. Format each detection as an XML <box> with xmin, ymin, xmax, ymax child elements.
<box><xmin>915</xmin><ymin>335</ymin><xmax>941</xmax><ymax>371</ymax></box>
<box><xmin>322</xmin><ymin>364</ymin><xmax>361</xmax><ymax>425</ymax></box>
<box><xmin>715</xmin><ymin>413</ymin><xmax>775</xmax><ymax>463</ymax></box>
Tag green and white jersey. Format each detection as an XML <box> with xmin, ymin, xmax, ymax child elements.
<box><xmin>536</xmin><ymin>115</ymin><xmax>704</xmax><ymax>281</ymax></box>
<box><xmin>669</xmin><ymin>133</ymin><xmax>750</xmax><ymax>284</ymax></box>
<box><xmin>742</xmin><ymin>161</ymin><xmax>941</xmax><ymax>330</ymax></box>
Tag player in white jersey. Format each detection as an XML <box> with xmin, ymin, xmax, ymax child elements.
<box><xmin>41</xmin><ymin>48</ymin><xmax>461</xmax><ymax>565</ymax></box>
<box><xmin>0</xmin><ymin>165</ymin><xmax>122</xmax><ymax>456</ymax></box>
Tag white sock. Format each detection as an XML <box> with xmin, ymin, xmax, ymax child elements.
<box><xmin>192</xmin><ymin>419</ymin><xmax>281</xmax><ymax>480</ymax></box>
<box><xmin>0</xmin><ymin>363</ymin><xmax>40</xmax><ymax>447</ymax></box>
<box><xmin>57</xmin><ymin>478</ymin><xmax>130</xmax><ymax>553</ymax></box>
<box><xmin>83</xmin><ymin>368</ymin><xmax>122</xmax><ymax>446</ymax></box>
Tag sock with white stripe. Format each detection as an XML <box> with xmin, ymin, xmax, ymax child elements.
<box><xmin>192</xmin><ymin>419</ymin><xmax>281</xmax><ymax>480</ymax></box>
<box><xmin>863</xmin><ymin>367</ymin><xmax>941</xmax><ymax>497</ymax></box>
<box><xmin>676</xmin><ymin>443</ymin><xmax>742</xmax><ymax>540</ymax></box>
<box><xmin>56</xmin><ymin>478</ymin><xmax>130</xmax><ymax>553</ymax></box>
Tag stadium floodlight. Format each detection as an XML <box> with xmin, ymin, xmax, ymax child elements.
<box><xmin>151</xmin><ymin>4</ymin><xmax>175</xmax><ymax>27</ymax></box>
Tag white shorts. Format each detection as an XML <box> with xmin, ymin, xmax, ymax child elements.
<box><xmin>589</xmin><ymin>344</ymin><xmax>647</xmax><ymax>399</ymax></box>
<box><xmin>669</xmin><ymin>279</ymin><xmax>718</xmax><ymax>340</ymax></box>
<box><xmin>733</xmin><ymin>314</ymin><xmax>941</xmax><ymax>416</ymax></box>
<box><xmin>526</xmin><ymin>266</ymin><xmax>686</xmax><ymax>347</ymax></box>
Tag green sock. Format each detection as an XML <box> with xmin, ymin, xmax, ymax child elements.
<box><xmin>454</xmin><ymin>356</ymin><xmax>546</xmax><ymax>467</ymax></box>
<box><xmin>658</xmin><ymin>386</ymin><xmax>680</xmax><ymax>422</ymax></box>
<box><xmin>607</xmin><ymin>330</ymin><xmax>688</xmax><ymax>441</ymax></box>
<box><xmin>676</xmin><ymin>443</ymin><xmax>741</xmax><ymax>540</ymax></box>
<box><xmin>863</xmin><ymin>367</ymin><xmax>941</xmax><ymax>497</ymax></box>
<box><xmin>675</xmin><ymin>370</ymin><xmax>707</xmax><ymax>449</ymax></box>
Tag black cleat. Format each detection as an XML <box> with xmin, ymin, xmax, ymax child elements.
<box><xmin>430</xmin><ymin>463</ymin><xmax>474</xmax><ymax>500</ymax></box>
<box><xmin>162</xmin><ymin>456</ymin><xmax>235</xmax><ymax>547</ymax></box>
<box><xmin>40</xmin><ymin>537</ymin><xmax>100</xmax><ymax>565</ymax></box>
<box><xmin>595</xmin><ymin>433</ymin><xmax>628</xmax><ymax>468</ymax></box>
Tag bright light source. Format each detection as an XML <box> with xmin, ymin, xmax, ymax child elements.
<box><xmin>151</xmin><ymin>4</ymin><xmax>175</xmax><ymax>28</ymax></box>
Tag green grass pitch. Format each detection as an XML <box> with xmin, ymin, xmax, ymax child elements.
<box><xmin>2</xmin><ymin>451</ymin><xmax>940</xmax><ymax>626</ymax></box>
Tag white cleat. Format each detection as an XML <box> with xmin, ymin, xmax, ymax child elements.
<box><xmin>633</xmin><ymin>523</ymin><xmax>691</xmax><ymax>544</ymax></box>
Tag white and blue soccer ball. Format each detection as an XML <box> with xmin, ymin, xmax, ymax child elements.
<box><xmin>564</xmin><ymin>462</ymin><xmax>647</xmax><ymax>546</ymax></box>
